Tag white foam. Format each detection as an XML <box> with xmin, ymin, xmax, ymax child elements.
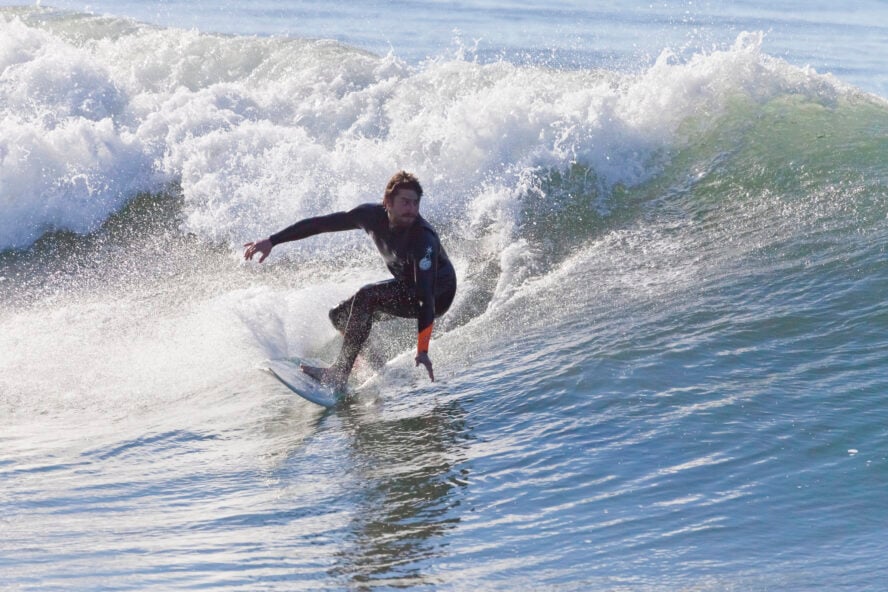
<box><xmin>1</xmin><ymin>13</ymin><xmax>853</xmax><ymax>254</ymax></box>
<box><xmin>0</xmin><ymin>17</ymin><xmax>157</xmax><ymax>249</ymax></box>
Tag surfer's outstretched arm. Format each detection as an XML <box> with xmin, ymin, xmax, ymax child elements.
<box><xmin>244</xmin><ymin>210</ymin><xmax>363</xmax><ymax>263</ymax></box>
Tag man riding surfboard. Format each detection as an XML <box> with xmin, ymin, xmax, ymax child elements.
<box><xmin>244</xmin><ymin>171</ymin><xmax>457</xmax><ymax>390</ymax></box>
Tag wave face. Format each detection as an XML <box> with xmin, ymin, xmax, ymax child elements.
<box><xmin>3</xmin><ymin>8</ymin><xmax>888</xmax><ymax>590</ymax></box>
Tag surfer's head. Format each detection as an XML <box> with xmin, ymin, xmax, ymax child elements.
<box><xmin>384</xmin><ymin>171</ymin><xmax>423</xmax><ymax>229</ymax></box>
<box><xmin>383</xmin><ymin>170</ymin><xmax>423</xmax><ymax>205</ymax></box>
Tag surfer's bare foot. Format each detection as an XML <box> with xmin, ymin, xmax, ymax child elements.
<box><xmin>300</xmin><ymin>364</ymin><xmax>346</xmax><ymax>390</ymax></box>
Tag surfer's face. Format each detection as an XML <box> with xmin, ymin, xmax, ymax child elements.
<box><xmin>386</xmin><ymin>188</ymin><xmax>420</xmax><ymax>229</ymax></box>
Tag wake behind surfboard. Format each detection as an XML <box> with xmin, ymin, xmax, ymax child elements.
<box><xmin>263</xmin><ymin>358</ymin><xmax>343</xmax><ymax>408</ymax></box>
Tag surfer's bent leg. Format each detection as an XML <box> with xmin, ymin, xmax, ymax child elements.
<box><xmin>329</xmin><ymin>280</ymin><xmax>415</xmax><ymax>378</ymax></box>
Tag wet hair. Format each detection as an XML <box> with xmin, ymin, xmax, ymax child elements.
<box><xmin>383</xmin><ymin>170</ymin><xmax>423</xmax><ymax>204</ymax></box>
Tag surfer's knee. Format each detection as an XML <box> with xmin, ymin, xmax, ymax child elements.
<box><xmin>330</xmin><ymin>284</ymin><xmax>377</xmax><ymax>332</ymax></box>
<box><xmin>329</xmin><ymin>305</ymin><xmax>349</xmax><ymax>333</ymax></box>
<box><xmin>352</xmin><ymin>283</ymin><xmax>382</xmax><ymax>311</ymax></box>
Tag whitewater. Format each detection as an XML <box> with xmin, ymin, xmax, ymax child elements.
<box><xmin>2</xmin><ymin>1</ymin><xmax>888</xmax><ymax>590</ymax></box>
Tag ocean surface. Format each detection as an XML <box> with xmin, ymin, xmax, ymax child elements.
<box><xmin>2</xmin><ymin>1</ymin><xmax>888</xmax><ymax>590</ymax></box>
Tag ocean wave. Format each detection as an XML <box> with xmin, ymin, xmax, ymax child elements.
<box><xmin>1</xmin><ymin>8</ymin><xmax>882</xmax><ymax>262</ymax></box>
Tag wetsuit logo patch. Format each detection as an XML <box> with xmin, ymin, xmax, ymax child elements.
<box><xmin>419</xmin><ymin>246</ymin><xmax>433</xmax><ymax>271</ymax></box>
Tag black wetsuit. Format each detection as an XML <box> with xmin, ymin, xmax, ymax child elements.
<box><xmin>269</xmin><ymin>203</ymin><xmax>456</xmax><ymax>375</ymax></box>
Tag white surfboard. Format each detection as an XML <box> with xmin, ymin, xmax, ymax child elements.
<box><xmin>263</xmin><ymin>358</ymin><xmax>342</xmax><ymax>408</ymax></box>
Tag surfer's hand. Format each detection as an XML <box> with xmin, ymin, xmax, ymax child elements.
<box><xmin>244</xmin><ymin>239</ymin><xmax>272</xmax><ymax>263</ymax></box>
<box><xmin>415</xmin><ymin>352</ymin><xmax>434</xmax><ymax>382</ymax></box>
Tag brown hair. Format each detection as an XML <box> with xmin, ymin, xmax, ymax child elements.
<box><xmin>383</xmin><ymin>170</ymin><xmax>423</xmax><ymax>205</ymax></box>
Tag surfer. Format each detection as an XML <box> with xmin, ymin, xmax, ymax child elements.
<box><xmin>243</xmin><ymin>171</ymin><xmax>457</xmax><ymax>390</ymax></box>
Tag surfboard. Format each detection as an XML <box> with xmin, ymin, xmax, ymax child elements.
<box><xmin>263</xmin><ymin>358</ymin><xmax>342</xmax><ymax>408</ymax></box>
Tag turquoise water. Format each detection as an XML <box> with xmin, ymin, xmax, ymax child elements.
<box><xmin>2</xmin><ymin>2</ymin><xmax>888</xmax><ymax>590</ymax></box>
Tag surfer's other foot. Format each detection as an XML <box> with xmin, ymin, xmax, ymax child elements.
<box><xmin>300</xmin><ymin>364</ymin><xmax>346</xmax><ymax>390</ymax></box>
<box><xmin>300</xmin><ymin>364</ymin><xmax>325</xmax><ymax>382</ymax></box>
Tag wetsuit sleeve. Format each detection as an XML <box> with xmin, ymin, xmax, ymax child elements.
<box><xmin>413</xmin><ymin>232</ymin><xmax>438</xmax><ymax>353</ymax></box>
<box><xmin>269</xmin><ymin>209</ymin><xmax>361</xmax><ymax>245</ymax></box>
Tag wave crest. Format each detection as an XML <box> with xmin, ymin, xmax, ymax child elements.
<box><xmin>1</xmin><ymin>9</ymin><xmax>875</xmax><ymax>257</ymax></box>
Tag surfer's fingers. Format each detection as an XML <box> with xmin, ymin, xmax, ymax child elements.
<box><xmin>415</xmin><ymin>354</ymin><xmax>434</xmax><ymax>381</ymax></box>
